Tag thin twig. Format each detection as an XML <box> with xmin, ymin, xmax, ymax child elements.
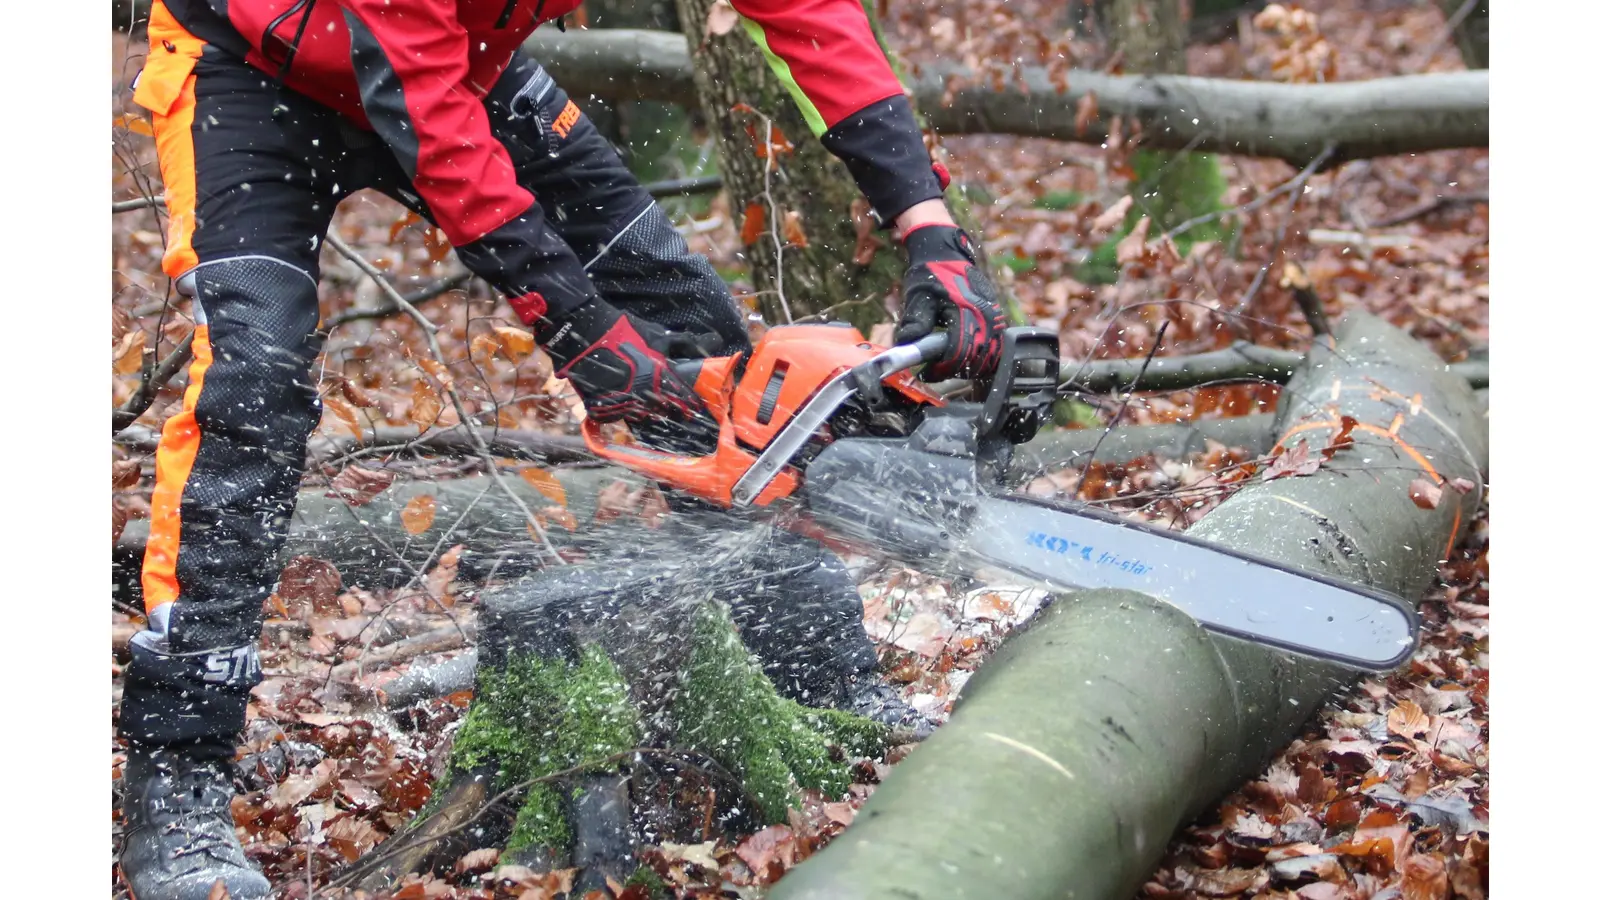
<box><xmin>113</xmin><ymin>330</ymin><xmax>195</xmax><ymax>434</ymax></box>
<box><xmin>1414</xmin><ymin>0</ymin><xmax>1482</xmax><ymax>73</ymax></box>
<box><xmin>1369</xmin><ymin>191</ymin><xmax>1487</xmax><ymax>229</ymax></box>
<box><xmin>761</xmin><ymin>117</ymin><xmax>793</xmax><ymax>324</ymax></box>
<box><xmin>1074</xmin><ymin>321</ymin><xmax>1171</xmax><ymax>500</ymax></box>
<box><xmin>323</xmin><ymin>232</ymin><xmax>567</xmax><ymax>567</ymax></box>
<box><xmin>1166</xmin><ymin>144</ymin><xmax>1338</xmax><ymax>244</ymax></box>
<box><xmin>322</xmin><ymin>272</ymin><xmax>476</xmax><ymax>329</ymax></box>
<box><xmin>1229</xmin><ymin>144</ymin><xmax>1334</xmax><ymax>324</ymax></box>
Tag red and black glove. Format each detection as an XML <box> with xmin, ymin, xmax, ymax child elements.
<box><xmin>541</xmin><ymin>302</ymin><xmax>713</xmax><ymax>433</ymax></box>
<box><xmin>893</xmin><ymin>224</ymin><xmax>1007</xmax><ymax>381</ymax></box>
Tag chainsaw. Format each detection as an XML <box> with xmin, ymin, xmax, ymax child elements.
<box><xmin>580</xmin><ymin>323</ymin><xmax>1418</xmax><ymax>671</ymax></box>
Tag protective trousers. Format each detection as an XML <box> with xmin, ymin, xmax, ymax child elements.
<box><xmin>119</xmin><ymin>28</ymin><xmax>876</xmax><ymax>759</ymax></box>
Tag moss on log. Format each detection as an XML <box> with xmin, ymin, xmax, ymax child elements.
<box><xmin>765</xmin><ymin>310</ymin><xmax>1487</xmax><ymax>899</ymax></box>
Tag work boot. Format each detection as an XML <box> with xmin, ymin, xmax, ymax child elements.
<box><xmin>119</xmin><ymin>747</ymin><xmax>271</xmax><ymax>900</ymax></box>
<box><xmin>834</xmin><ymin>673</ymin><xmax>937</xmax><ymax>742</ymax></box>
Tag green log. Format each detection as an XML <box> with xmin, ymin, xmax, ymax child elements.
<box><xmin>767</xmin><ymin>310</ymin><xmax>1487</xmax><ymax>899</ymax></box>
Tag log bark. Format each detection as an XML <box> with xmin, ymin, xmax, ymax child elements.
<box><xmin>1109</xmin><ymin>0</ymin><xmax>1189</xmax><ymax>76</ymax></box>
<box><xmin>764</xmin><ymin>310</ymin><xmax>1487</xmax><ymax>899</ymax></box>
<box><xmin>112</xmin><ymin>465</ymin><xmax>653</xmax><ymax>610</ymax></box>
<box><xmin>523</xmin><ymin>29</ymin><xmax>1488</xmax><ymax>167</ymax></box>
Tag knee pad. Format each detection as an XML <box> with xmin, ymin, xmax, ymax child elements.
<box><xmin>184</xmin><ymin>256</ymin><xmax>324</xmax><ymax>433</ymax></box>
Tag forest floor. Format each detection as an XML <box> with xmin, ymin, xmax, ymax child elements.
<box><xmin>111</xmin><ymin>1</ymin><xmax>1486</xmax><ymax>897</ymax></box>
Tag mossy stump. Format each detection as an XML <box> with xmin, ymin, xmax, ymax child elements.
<box><xmin>349</xmin><ymin>524</ymin><xmax>887</xmax><ymax>894</ymax></box>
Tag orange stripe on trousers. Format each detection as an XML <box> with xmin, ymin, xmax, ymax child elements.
<box><xmin>141</xmin><ymin>325</ymin><xmax>213</xmax><ymax>614</ymax></box>
<box><xmin>143</xmin><ymin>2</ymin><xmax>204</xmax><ymax>278</ymax></box>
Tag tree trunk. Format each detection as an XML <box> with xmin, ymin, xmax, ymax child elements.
<box><xmin>1109</xmin><ymin>0</ymin><xmax>1190</xmax><ymax>75</ymax></box>
<box><xmin>667</xmin><ymin>0</ymin><xmax>912</xmax><ymax>326</ymax></box>
<box><xmin>764</xmin><ymin>310</ymin><xmax>1487</xmax><ymax>899</ymax></box>
<box><xmin>1435</xmin><ymin>0</ymin><xmax>1489</xmax><ymax>69</ymax></box>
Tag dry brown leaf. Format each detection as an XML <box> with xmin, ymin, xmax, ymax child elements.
<box><xmin>493</xmin><ymin>326</ymin><xmax>538</xmax><ymax>363</ymax></box>
<box><xmin>113</xmin><ymin>500</ymin><xmax>128</xmax><ymax>546</ymax></box>
<box><xmin>536</xmin><ymin>507</ymin><xmax>580</xmax><ymax>532</ymax></box>
<box><xmin>821</xmin><ymin>801</ymin><xmax>856</xmax><ymax>827</ymax></box>
<box><xmin>113</xmin><ymin>459</ymin><xmax>142</xmax><ymax>490</ymax></box>
<box><xmin>735</xmin><ymin>824</ymin><xmax>798</xmax><ymax>884</ymax></box>
<box><xmin>851</xmin><ymin>197</ymin><xmax>882</xmax><ymax>266</ymax></box>
<box><xmin>425</xmin><ymin>545</ymin><xmax>463</xmax><ymax>606</ymax></box>
<box><xmin>114</xmin><ymin>329</ymin><xmax>147</xmax><ymax>375</ymax></box>
<box><xmin>455</xmin><ymin>847</ymin><xmax>501</xmax><ymax>874</ymax></box>
<box><xmin>594</xmin><ymin>480</ymin><xmax>638</xmax><ymax>525</ymax></box>
<box><xmin>1324</xmin><ymin>414</ymin><xmax>1359</xmax><ymax>457</ymax></box>
<box><xmin>417</xmin><ymin>357</ymin><xmax>454</xmax><ymax>389</ymax></box>
<box><xmin>326</xmin><ymin>464</ymin><xmax>396</xmax><ymax>506</ymax></box>
<box><xmin>705</xmin><ymin>0</ymin><xmax>740</xmax><ymax>38</ymax></box>
<box><xmin>635</xmin><ymin>483</ymin><xmax>671</xmax><ymax>527</ymax></box>
<box><xmin>388</xmin><ymin>211</ymin><xmax>423</xmax><ymax>244</ymax></box>
<box><xmin>205</xmin><ymin>879</ymin><xmax>232</xmax><ymax>900</ymax></box>
<box><xmin>470</xmin><ymin>332</ymin><xmax>501</xmax><ymax>365</ymax></box>
<box><xmin>1114</xmin><ymin>216</ymin><xmax>1153</xmax><ymax>266</ymax></box>
<box><xmin>1408</xmin><ymin>478</ymin><xmax>1443</xmax><ymax>510</ymax></box>
<box><xmin>421</xmin><ymin>226</ymin><xmax>451</xmax><ymax>265</ymax></box>
<box><xmin>1092</xmin><ymin>196</ymin><xmax>1134</xmax><ymax>235</ymax></box>
<box><xmin>277</xmin><ymin>557</ymin><xmax>344</xmax><ymax>617</ymax></box>
<box><xmin>401</xmin><ymin>494</ymin><xmax>437</xmax><ymax>535</ymax></box>
<box><xmin>1073</xmin><ymin>91</ymin><xmax>1099</xmax><ymax>136</ymax></box>
<box><xmin>323</xmin><ymin>393</ymin><xmax>363</xmax><ymax>436</ymax></box>
<box><xmin>326</xmin><ymin>815</ymin><xmax>382</xmax><ymax>862</ymax></box>
<box><xmin>1387</xmin><ymin>699</ymin><xmax>1430</xmax><ymax>740</ymax></box>
<box><xmin>740</xmin><ymin>203</ymin><xmax>768</xmax><ymax>246</ymax></box>
<box><xmin>519</xmin><ymin>467</ymin><xmax>568</xmax><ymax>507</ymax></box>
<box><xmin>1401</xmin><ymin>852</ymin><xmax>1449</xmax><ymax>900</ymax></box>
<box><xmin>114</xmin><ymin>113</ymin><xmax>155</xmax><ymax>137</ymax></box>
<box><xmin>1264</xmin><ymin>441</ymin><xmax>1323</xmax><ymax>480</ymax></box>
<box><xmin>337</xmin><ymin>377</ymin><xmax>379</xmax><ymax>409</ymax></box>
<box><xmin>782</xmin><ymin>210</ymin><xmax>810</xmax><ymax>249</ymax></box>
<box><xmin>409</xmin><ymin>379</ymin><xmax>443</xmax><ymax>428</ymax></box>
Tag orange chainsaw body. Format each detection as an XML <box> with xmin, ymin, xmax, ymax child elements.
<box><xmin>580</xmin><ymin>324</ymin><xmax>944</xmax><ymax>507</ymax></box>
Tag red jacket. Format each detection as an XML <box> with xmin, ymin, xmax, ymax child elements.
<box><xmin>161</xmin><ymin>0</ymin><xmax>945</xmax><ymax>324</ymax></box>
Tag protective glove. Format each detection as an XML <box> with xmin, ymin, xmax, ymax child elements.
<box><xmin>543</xmin><ymin>301</ymin><xmax>712</xmax><ymax>433</ymax></box>
<box><xmin>892</xmin><ymin>224</ymin><xmax>1007</xmax><ymax>381</ymax></box>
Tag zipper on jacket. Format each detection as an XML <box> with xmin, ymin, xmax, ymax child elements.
<box><xmin>495</xmin><ymin>0</ymin><xmax>520</xmax><ymax>28</ymax></box>
<box><xmin>262</xmin><ymin>0</ymin><xmax>312</xmax><ymax>61</ymax></box>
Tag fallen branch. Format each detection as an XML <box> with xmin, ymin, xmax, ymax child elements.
<box><xmin>1369</xmin><ymin>191</ymin><xmax>1489</xmax><ymax>228</ymax></box>
<box><xmin>523</xmin><ymin>29</ymin><xmax>1488</xmax><ymax>166</ymax></box>
<box><xmin>116</xmin><ymin>421</ymin><xmax>594</xmax><ymax>465</ymax></box>
<box><xmin>322</xmin><ymin>272</ymin><xmax>476</xmax><ymax>329</ymax></box>
<box><xmin>1064</xmin><ymin>342</ymin><xmax>1487</xmax><ymax>393</ymax></box>
<box><xmin>328</xmin><ymin>622</ymin><xmax>477</xmax><ymax>684</ymax></box>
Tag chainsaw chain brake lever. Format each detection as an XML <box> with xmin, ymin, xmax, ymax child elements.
<box><xmin>975</xmin><ymin>327</ymin><xmax>1060</xmax><ymax>443</ymax></box>
<box><xmin>728</xmin><ymin>333</ymin><xmax>951</xmax><ymax>507</ymax></box>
